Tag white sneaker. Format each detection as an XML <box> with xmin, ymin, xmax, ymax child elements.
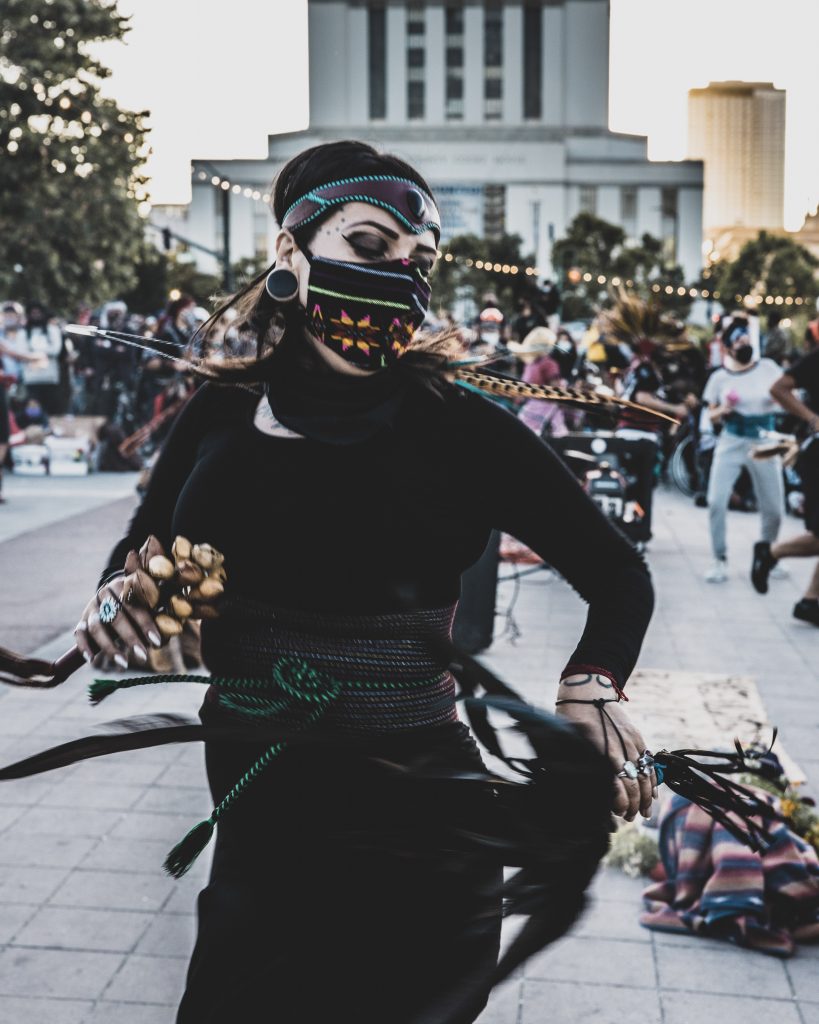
<box><xmin>770</xmin><ymin>564</ymin><xmax>789</xmax><ymax>580</ymax></box>
<box><xmin>705</xmin><ymin>560</ymin><xmax>728</xmax><ymax>583</ymax></box>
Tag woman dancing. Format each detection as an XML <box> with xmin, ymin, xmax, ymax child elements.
<box><xmin>71</xmin><ymin>141</ymin><xmax>655</xmax><ymax>1023</ymax></box>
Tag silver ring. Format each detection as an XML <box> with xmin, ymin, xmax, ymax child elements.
<box><xmin>98</xmin><ymin>595</ymin><xmax>121</xmax><ymax>626</ymax></box>
<box><xmin>637</xmin><ymin>751</ymin><xmax>655</xmax><ymax>775</ymax></box>
<box><xmin>617</xmin><ymin>760</ymin><xmax>639</xmax><ymax>781</ymax></box>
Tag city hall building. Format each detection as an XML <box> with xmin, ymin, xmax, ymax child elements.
<box><xmin>157</xmin><ymin>0</ymin><xmax>703</xmax><ymax>283</ymax></box>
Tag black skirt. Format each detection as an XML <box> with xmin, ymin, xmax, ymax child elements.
<box><xmin>176</xmin><ymin>702</ymin><xmax>503</xmax><ymax>1024</ymax></box>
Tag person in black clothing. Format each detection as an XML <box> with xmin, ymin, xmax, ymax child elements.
<box><xmin>615</xmin><ymin>340</ymin><xmax>695</xmax><ymax>540</ymax></box>
<box><xmin>70</xmin><ymin>141</ymin><xmax>655</xmax><ymax>1023</ymax></box>
<box><xmin>510</xmin><ymin>295</ymin><xmax>547</xmax><ymax>343</ymax></box>
<box><xmin>752</xmin><ymin>347</ymin><xmax>819</xmax><ymax>624</ymax></box>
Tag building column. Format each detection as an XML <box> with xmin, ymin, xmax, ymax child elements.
<box><xmin>386</xmin><ymin>3</ymin><xmax>407</xmax><ymax>125</ymax></box>
<box><xmin>542</xmin><ymin>3</ymin><xmax>564</xmax><ymax>127</ymax></box>
<box><xmin>502</xmin><ymin>3</ymin><xmax>523</xmax><ymax>124</ymax></box>
<box><xmin>347</xmin><ymin>4</ymin><xmax>368</xmax><ymax>124</ymax></box>
<box><xmin>463</xmin><ymin>1</ymin><xmax>483</xmax><ymax>123</ymax></box>
<box><xmin>426</xmin><ymin>3</ymin><xmax>445</xmax><ymax>124</ymax></box>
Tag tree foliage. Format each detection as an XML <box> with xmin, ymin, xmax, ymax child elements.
<box><xmin>0</xmin><ymin>0</ymin><xmax>150</xmax><ymax>314</ymax></box>
<box><xmin>431</xmin><ymin>233</ymin><xmax>537</xmax><ymax>316</ymax></box>
<box><xmin>552</xmin><ymin>213</ymin><xmax>692</xmax><ymax>319</ymax></box>
<box><xmin>707</xmin><ymin>231</ymin><xmax>819</xmax><ymax>305</ymax></box>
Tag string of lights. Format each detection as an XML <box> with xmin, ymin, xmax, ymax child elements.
<box><xmin>191</xmin><ymin>169</ymin><xmax>814</xmax><ymax>307</ymax></box>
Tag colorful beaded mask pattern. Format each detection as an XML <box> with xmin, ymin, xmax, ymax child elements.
<box><xmin>304</xmin><ymin>255</ymin><xmax>433</xmax><ymax>370</ymax></box>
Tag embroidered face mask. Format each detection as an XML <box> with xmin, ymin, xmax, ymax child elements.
<box><xmin>302</xmin><ymin>253</ymin><xmax>432</xmax><ymax>370</ymax></box>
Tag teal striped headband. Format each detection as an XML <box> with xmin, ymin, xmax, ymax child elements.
<box><xmin>281</xmin><ymin>174</ymin><xmax>441</xmax><ymax>241</ymax></box>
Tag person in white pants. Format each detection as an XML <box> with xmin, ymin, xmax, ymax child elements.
<box><xmin>703</xmin><ymin>316</ymin><xmax>784</xmax><ymax>583</ymax></box>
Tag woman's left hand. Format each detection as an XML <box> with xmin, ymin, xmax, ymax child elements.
<box><xmin>555</xmin><ymin>683</ymin><xmax>656</xmax><ymax>821</ymax></box>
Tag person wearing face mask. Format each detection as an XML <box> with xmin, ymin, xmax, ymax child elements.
<box><xmin>60</xmin><ymin>142</ymin><xmax>656</xmax><ymax>1023</ymax></box>
<box><xmin>702</xmin><ymin>315</ymin><xmax>785</xmax><ymax>583</ymax></box>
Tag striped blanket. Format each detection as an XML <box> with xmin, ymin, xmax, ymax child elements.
<box><xmin>641</xmin><ymin>792</ymin><xmax>819</xmax><ymax>956</ymax></box>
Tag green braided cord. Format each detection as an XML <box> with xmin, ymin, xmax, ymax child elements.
<box><xmin>92</xmin><ymin>655</ymin><xmax>448</xmax><ymax>877</ymax></box>
<box><xmin>209</xmin><ymin>741</ymin><xmax>286</xmax><ymax>823</ymax></box>
<box><xmin>209</xmin><ymin>698</ymin><xmax>338</xmax><ymax>823</ymax></box>
<box><xmin>92</xmin><ymin>662</ymin><xmax>444</xmax><ymax>699</ymax></box>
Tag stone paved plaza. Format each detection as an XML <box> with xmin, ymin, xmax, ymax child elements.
<box><xmin>0</xmin><ymin>472</ymin><xmax>817</xmax><ymax>1024</ymax></box>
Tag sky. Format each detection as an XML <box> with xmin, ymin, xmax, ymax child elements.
<box><xmin>98</xmin><ymin>0</ymin><xmax>819</xmax><ymax>230</ymax></box>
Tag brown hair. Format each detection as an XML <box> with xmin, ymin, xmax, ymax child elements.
<box><xmin>192</xmin><ymin>141</ymin><xmax>461</xmax><ymax>390</ymax></box>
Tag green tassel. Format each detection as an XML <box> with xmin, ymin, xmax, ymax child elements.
<box><xmin>88</xmin><ymin>678</ymin><xmax>123</xmax><ymax>705</ymax></box>
<box><xmin>163</xmin><ymin>818</ymin><xmax>215</xmax><ymax>878</ymax></box>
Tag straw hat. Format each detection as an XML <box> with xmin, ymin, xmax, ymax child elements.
<box><xmin>508</xmin><ymin>326</ymin><xmax>557</xmax><ymax>362</ymax></box>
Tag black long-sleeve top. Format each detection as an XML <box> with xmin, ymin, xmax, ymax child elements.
<box><xmin>100</xmin><ymin>379</ymin><xmax>654</xmax><ymax>690</ymax></box>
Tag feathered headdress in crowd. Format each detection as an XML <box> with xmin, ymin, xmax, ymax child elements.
<box><xmin>599</xmin><ymin>288</ymin><xmax>684</xmax><ymax>349</ymax></box>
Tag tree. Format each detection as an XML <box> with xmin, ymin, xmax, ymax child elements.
<box><xmin>432</xmin><ymin>233</ymin><xmax>537</xmax><ymax>318</ymax></box>
<box><xmin>552</xmin><ymin>214</ymin><xmax>693</xmax><ymax>319</ymax></box>
<box><xmin>165</xmin><ymin>258</ymin><xmax>223</xmax><ymax>309</ymax></box>
<box><xmin>0</xmin><ymin>0</ymin><xmax>150</xmax><ymax>315</ymax></box>
<box><xmin>707</xmin><ymin>231</ymin><xmax>819</xmax><ymax>307</ymax></box>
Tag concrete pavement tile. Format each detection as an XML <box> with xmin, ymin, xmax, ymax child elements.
<box><xmin>14</xmin><ymin>906</ymin><xmax>152</xmax><ymax>953</ymax></box>
<box><xmin>571</xmin><ymin>898</ymin><xmax>650</xmax><ymax>943</ymax></box>
<box><xmin>68</xmin><ymin>760</ymin><xmax>167</xmax><ymax>787</ymax></box>
<box><xmin>0</xmin><ymin>806</ymin><xmax>25</xmax><ymax>832</ymax></box>
<box><xmin>475</xmin><ymin>977</ymin><xmax>521</xmax><ymax>1024</ymax></box>
<box><xmin>49</xmin><ymin>870</ymin><xmax>176</xmax><ymax>913</ymax></box>
<box><xmin>0</xmin><ymin>777</ymin><xmax>55</xmax><ymax>805</ymax></box>
<box><xmin>153</xmin><ymin>761</ymin><xmax>208</xmax><ymax>789</ymax></box>
<box><xmin>651</xmin><ymin>929</ymin><xmax>719</xmax><ymax>951</ymax></box>
<box><xmin>655</xmin><ymin>944</ymin><xmax>791</xmax><ymax>998</ymax></box>
<box><xmin>799</xmin><ymin>1003</ymin><xmax>819</xmax><ymax>1024</ymax></box>
<box><xmin>39</xmin><ymin>781</ymin><xmax>146</xmax><ymax>811</ymax></box>
<box><xmin>786</xmin><ymin>956</ymin><xmax>819</xmax><ymax>1002</ymax></box>
<box><xmin>588</xmin><ymin>868</ymin><xmax>647</xmax><ymax>901</ymax></box>
<box><xmin>0</xmin><ymin>831</ymin><xmax>96</xmax><ymax>868</ymax></box>
<box><xmin>134</xmin><ymin>913</ymin><xmax>196</xmax><ymax>958</ymax></box>
<box><xmin>0</xmin><ymin>946</ymin><xmax>123</xmax><ymax>999</ymax></box>
<box><xmin>0</xmin><ymin>996</ymin><xmax>92</xmax><ymax>1024</ymax></box>
<box><xmin>80</xmin><ymin>837</ymin><xmax>176</xmax><ymax>873</ymax></box>
<box><xmin>13</xmin><ymin>806</ymin><xmax>123</xmax><ymax>837</ymax></box>
<box><xmin>111</xmin><ymin>811</ymin><xmax>204</xmax><ymax>843</ymax></box>
<box><xmin>661</xmin><ymin>991</ymin><xmax>802</xmax><ymax>1024</ymax></box>
<box><xmin>0</xmin><ymin>865</ymin><xmax>69</xmax><ymax>903</ymax></box>
<box><xmin>101</xmin><ymin>953</ymin><xmax>187</xmax><ymax>1005</ymax></box>
<box><xmin>524</xmin><ymin>936</ymin><xmax>656</xmax><ymax>989</ymax></box>
<box><xmin>161</xmin><ymin>874</ymin><xmax>209</xmax><ymax>914</ymax></box>
<box><xmin>132</xmin><ymin>785</ymin><xmax>211</xmax><ymax>816</ymax></box>
<box><xmin>82</xmin><ymin>1004</ymin><xmax>173</xmax><ymax>1024</ymax></box>
<box><xmin>521</xmin><ymin>979</ymin><xmax>662</xmax><ymax>1024</ymax></box>
<box><xmin>0</xmin><ymin>903</ymin><xmax>39</xmax><ymax>943</ymax></box>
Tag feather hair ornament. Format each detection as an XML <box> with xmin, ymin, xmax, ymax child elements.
<box><xmin>452</xmin><ymin>367</ymin><xmax>680</xmax><ymax>425</ymax></box>
<box><xmin>64</xmin><ymin>326</ymin><xmax>679</xmax><ymax>426</ymax></box>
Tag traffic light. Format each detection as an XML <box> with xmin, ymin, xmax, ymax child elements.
<box><xmin>162</xmin><ymin>227</ymin><xmax>172</xmax><ymax>251</ymax></box>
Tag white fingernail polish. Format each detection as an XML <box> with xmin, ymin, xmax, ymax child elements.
<box><xmin>148</xmin><ymin>631</ymin><xmax>161</xmax><ymax>647</ymax></box>
<box><xmin>114</xmin><ymin>654</ymin><xmax>129</xmax><ymax>669</ymax></box>
<box><xmin>82</xmin><ymin>650</ymin><xmax>92</xmax><ymax>663</ymax></box>
<box><xmin>133</xmin><ymin>644</ymin><xmax>147</xmax><ymax>662</ymax></box>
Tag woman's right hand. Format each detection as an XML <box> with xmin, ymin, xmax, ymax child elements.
<box><xmin>73</xmin><ymin>573</ymin><xmax>163</xmax><ymax>669</ymax></box>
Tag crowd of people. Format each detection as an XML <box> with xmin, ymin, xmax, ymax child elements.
<box><xmin>2</xmin><ymin>280</ymin><xmax>818</xmax><ymax>630</ymax></box>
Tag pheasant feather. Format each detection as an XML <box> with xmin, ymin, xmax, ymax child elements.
<box><xmin>453</xmin><ymin>367</ymin><xmax>679</xmax><ymax>425</ymax></box>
